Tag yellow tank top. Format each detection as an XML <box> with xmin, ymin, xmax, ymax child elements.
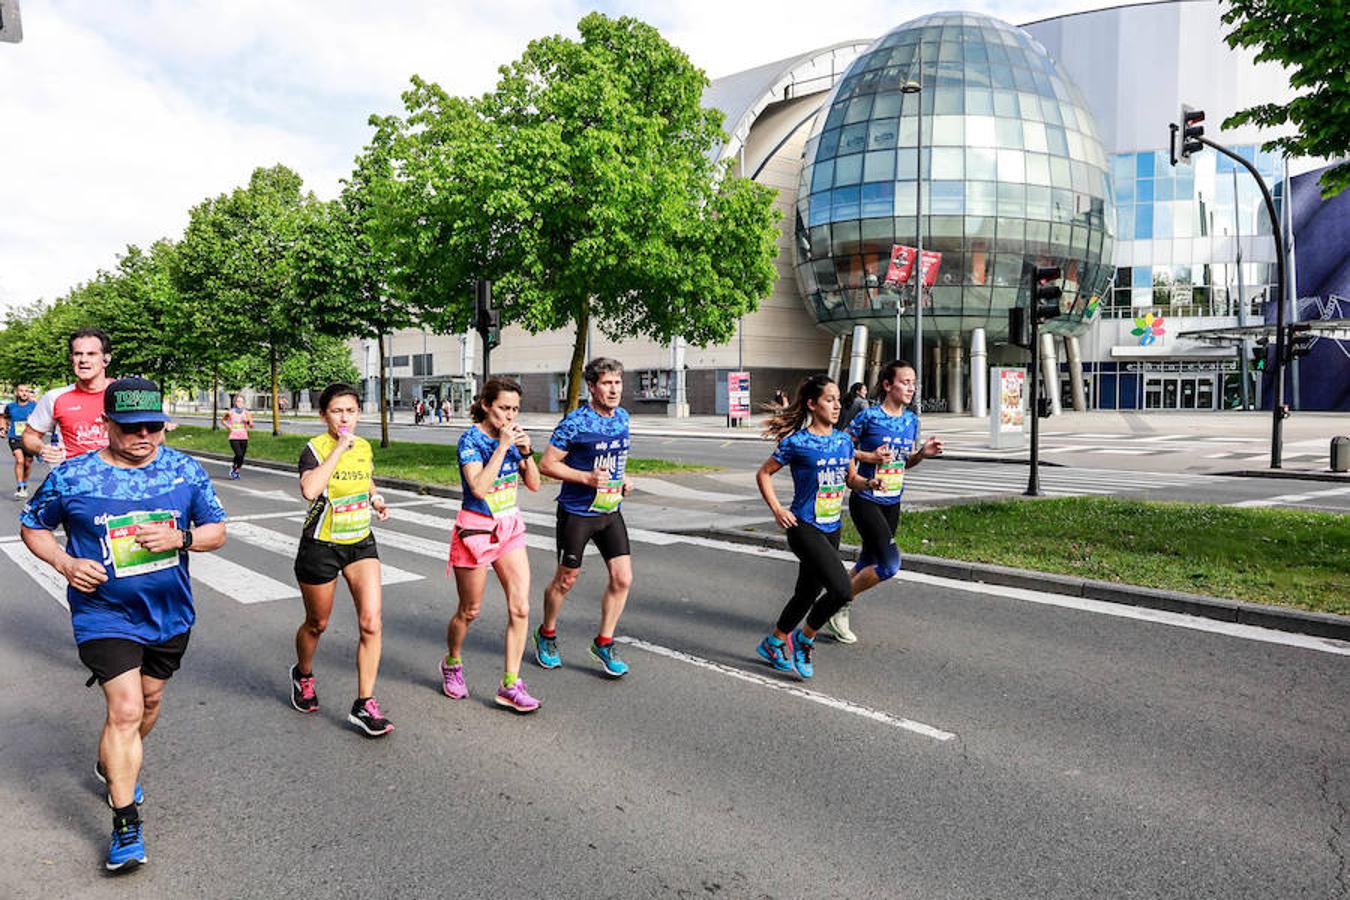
<box><xmin>301</xmin><ymin>433</ymin><xmax>374</xmax><ymax>545</ymax></box>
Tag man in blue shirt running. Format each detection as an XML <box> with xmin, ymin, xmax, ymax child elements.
<box><xmin>3</xmin><ymin>383</ymin><xmax>36</xmax><ymax>499</ymax></box>
<box><xmin>19</xmin><ymin>377</ymin><xmax>227</xmax><ymax>873</ymax></box>
<box><xmin>533</xmin><ymin>358</ymin><xmax>635</xmax><ymax>677</ymax></box>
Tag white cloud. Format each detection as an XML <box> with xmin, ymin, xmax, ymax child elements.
<box><xmin>0</xmin><ymin>0</ymin><xmax>1123</xmax><ymax>313</ymax></box>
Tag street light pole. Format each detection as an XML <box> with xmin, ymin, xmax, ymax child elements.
<box><xmin>901</xmin><ymin>56</ymin><xmax>924</xmax><ymax>409</ymax></box>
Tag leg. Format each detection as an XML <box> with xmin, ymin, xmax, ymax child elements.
<box><xmin>804</xmin><ymin>529</ymin><xmax>852</xmax><ymax>634</ymax></box>
<box><xmin>774</xmin><ymin>526</ymin><xmax>830</xmax><ymax>640</ymax></box>
<box><xmin>847</xmin><ymin>494</ymin><xmax>899</xmax><ymax>600</ymax></box>
<box><xmin>542</xmin><ymin>563</ymin><xmax>578</xmax><ymax>632</ymax></box>
<box><xmin>598</xmin><ymin>555</ymin><xmax>633</xmax><ymax>639</ymax></box>
<box><xmin>295</xmin><ymin>580</ymin><xmax>337</xmax><ymax>675</ymax></box>
<box><xmin>138</xmin><ymin>674</ymin><xmax>168</xmax><ymax>739</ymax></box>
<box><xmin>544</xmin><ymin>506</ymin><xmax>586</xmax><ymax>631</ymax></box>
<box><xmin>343</xmin><ymin>558</ymin><xmax>384</xmax><ymax>698</ymax></box>
<box><xmin>99</xmin><ymin>670</ymin><xmax>146</xmax><ymax>810</ymax></box>
<box><xmin>491</xmin><ymin>548</ymin><xmax>532</xmax><ymax>677</ymax></box>
<box><xmin>12</xmin><ymin>447</ymin><xmax>23</xmax><ymax>487</ymax></box>
<box><xmin>448</xmin><ymin>565</ymin><xmax>489</xmax><ymax>660</ymax></box>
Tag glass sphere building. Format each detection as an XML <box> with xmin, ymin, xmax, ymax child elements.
<box><xmin>793</xmin><ymin>12</ymin><xmax>1116</xmax><ymax>345</ymax></box>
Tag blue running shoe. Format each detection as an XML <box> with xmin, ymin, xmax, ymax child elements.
<box><xmin>756</xmin><ymin>635</ymin><xmax>793</xmax><ymax>673</ymax></box>
<box><xmin>95</xmin><ymin>760</ymin><xmax>143</xmax><ymax>807</ymax></box>
<box><xmin>106</xmin><ymin>818</ymin><xmax>146</xmax><ymax>872</ymax></box>
<box><xmin>533</xmin><ymin>627</ymin><xmax>561</xmax><ymax>669</ymax></box>
<box><xmin>589</xmin><ymin>640</ymin><xmax>629</xmax><ymax>677</ymax></box>
<box><xmin>791</xmin><ymin>629</ymin><xmax>815</xmax><ymax>678</ymax></box>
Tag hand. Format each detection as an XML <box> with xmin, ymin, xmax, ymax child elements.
<box><xmin>922</xmin><ymin>437</ymin><xmax>944</xmax><ymax>458</ymax></box>
<box><xmin>868</xmin><ymin>477</ymin><xmax>885</xmax><ymax>491</ymax></box>
<box><xmin>621</xmin><ymin>477</ymin><xmax>632</xmax><ymax>496</ymax></box>
<box><xmin>41</xmin><ymin>444</ymin><xmax>66</xmax><ymax>465</ymax></box>
<box><xmin>587</xmin><ymin>468</ymin><xmax>611</xmax><ymax>489</ymax></box>
<box><xmin>875</xmin><ymin>444</ymin><xmax>896</xmax><ymax>464</ymax></box>
<box><xmin>134</xmin><ymin>521</ymin><xmax>184</xmax><ymax>553</ymax></box>
<box><xmin>772</xmin><ymin>506</ymin><xmax>798</xmax><ymax>530</ymax></box>
<box><xmin>58</xmin><ymin>556</ymin><xmax>108</xmax><ymax>593</ymax></box>
<box><xmin>510</xmin><ymin>425</ymin><xmax>532</xmax><ymax>456</ymax></box>
<box><xmin>372</xmin><ymin>493</ymin><xmax>390</xmax><ymax>522</ymax></box>
<box><xmin>336</xmin><ymin>430</ymin><xmax>356</xmax><ymax>454</ymax></box>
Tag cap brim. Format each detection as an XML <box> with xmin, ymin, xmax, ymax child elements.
<box><xmin>107</xmin><ymin>411</ymin><xmax>171</xmax><ymax>425</ymax></box>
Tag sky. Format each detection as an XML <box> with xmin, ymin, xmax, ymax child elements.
<box><xmin>0</xmin><ymin>0</ymin><xmax>1116</xmax><ymax>314</ymax></box>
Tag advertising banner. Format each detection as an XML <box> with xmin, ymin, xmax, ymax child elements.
<box><xmin>727</xmin><ymin>371</ymin><xmax>751</xmax><ymax>421</ymax></box>
<box><xmin>989</xmin><ymin>367</ymin><xmax>1027</xmax><ymax>449</ymax></box>
<box><xmin>884</xmin><ymin>244</ymin><xmax>943</xmax><ymax>289</ymax></box>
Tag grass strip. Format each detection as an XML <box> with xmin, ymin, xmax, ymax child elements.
<box><xmin>168</xmin><ymin>424</ymin><xmax>713</xmax><ymax>487</ymax></box>
<box><xmin>838</xmin><ymin>496</ymin><xmax>1349</xmax><ymax>616</ymax></box>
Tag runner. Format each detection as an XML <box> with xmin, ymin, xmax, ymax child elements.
<box><xmin>4</xmin><ymin>383</ymin><xmax>36</xmax><ymax>498</ymax></box>
<box><xmin>534</xmin><ymin>357</ymin><xmax>634</xmax><ymax>677</ymax></box>
<box><xmin>288</xmin><ymin>383</ymin><xmax>395</xmax><ymax>737</ymax></box>
<box><xmin>440</xmin><ymin>378</ymin><xmax>543</xmax><ymax>712</ymax></box>
<box><xmin>838</xmin><ymin>381</ymin><xmax>869</xmax><ymax>431</ymax></box>
<box><xmin>22</xmin><ymin>327</ymin><xmax>113</xmax><ymax>464</ymax></box>
<box><xmin>753</xmin><ymin>374</ymin><xmax>879</xmax><ymax>679</ymax></box>
<box><xmin>19</xmin><ymin>377</ymin><xmax>227</xmax><ymax>872</ymax></box>
<box><xmin>220</xmin><ymin>394</ymin><xmax>254</xmax><ymax>480</ymax></box>
<box><xmin>824</xmin><ymin>360</ymin><xmax>943</xmax><ymax>644</ymax></box>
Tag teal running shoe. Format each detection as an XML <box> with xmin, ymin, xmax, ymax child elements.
<box><xmin>106</xmin><ymin>817</ymin><xmax>146</xmax><ymax>872</ymax></box>
<box><xmin>791</xmin><ymin>629</ymin><xmax>815</xmax><ymax>679</ymax></box>
<box><xmin>589</xmin><ymin>640</ymin><xmax>629</xmax><ymax>677</ymax></box>
<box><xmin>756</xmin><ymin>635</ymin><xmax>793</xmax><ymax>673</ymax></box>
<box><xmin>95</xmin><ymin>760</ymin><xmax>143</xmax><ymax>807</ymax></box>
<box><xmin>533</xmin><ymin>627</ymin><xmax>561</xmax><ymax>669</ymax></box>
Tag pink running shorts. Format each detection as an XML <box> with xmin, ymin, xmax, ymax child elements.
<box><xmin>447</xmin><ymin>508</ymin><xmax>527</xmax><ymax>571</ymax></box>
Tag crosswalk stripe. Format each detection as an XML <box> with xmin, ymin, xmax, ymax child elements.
<box><xmin>190</xmin><ymin>554</ymin><xmax>299</xmax><ymax>604</ymax></box>
<box><xmin>1</xmin><ymin>542</ymin><xmax>70</xmax><ymax>610</ymax></box>
<box><xmin>228</xmin><ymin>522</ymin><xmax>424</xmax><ymax>586</ymax></box>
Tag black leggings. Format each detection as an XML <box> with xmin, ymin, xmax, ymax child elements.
<box><xmin>229</xmin><ymin>439</ymin><xmax>248</xmax><ymax>469</ymax></box>
<box><xmin>776</xmin><ymin>524</ymin><xmax>851</xmax><ymax>635</ymax></box>
<box><xmin>848</xmin><ymin>493</ymin><xmax>902</xmax><ymax>578</ymax></box>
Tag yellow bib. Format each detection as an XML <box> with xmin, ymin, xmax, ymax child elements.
<box><xmin>303</xmin><ymin>433</ymin><xmax>374</xmax><ymax>544</ymax></box>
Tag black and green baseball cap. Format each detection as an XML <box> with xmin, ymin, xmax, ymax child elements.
<box><xmin>104</xmin><ymin>377</ymin><xmax>170</xmax><ymax>425</ymax></box>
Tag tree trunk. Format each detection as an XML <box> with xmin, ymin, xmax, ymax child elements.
<box><xmin>270</xmin><ymin>345</ymin><xmax>280</xmax><ymax>436</ymax></box>
<box><xmin>211</xmin><ymin>365</ymin><xmax>220</xmax><ymax>430</ymax></box>
<box><xmin>377</xmin><ymin>330</ymin><xmax>390</xmax><ymax>449</ymax></box>
<box><xmin>565</xmin><ymin>298</ymin><xmax>589</xmax><ymax>412</ymax></box>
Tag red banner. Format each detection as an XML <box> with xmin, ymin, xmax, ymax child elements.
<box><xmin>918</xmin><ymin>250</ymin><xmax>942</xmax><ymax>287</ymax></box>
<box><xmin>884</xmin><ymin>244</ymin><xmax>942</xmax><ymax>287</ymax></box>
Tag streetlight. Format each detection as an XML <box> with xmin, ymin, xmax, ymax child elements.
<box><xmin>901</xmin><ymin>58</ymin><xmax>923</xmax><ymax>411</ymax></box>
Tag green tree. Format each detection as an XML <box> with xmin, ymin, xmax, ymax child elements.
<box><xmin>380</xmin><ymin>13</ymin><xmax>780</xmax><ymax>409</ymax></box>
<box><xmin>291</xmin><ymin>120</ymin><xmax>420</xmax><ymax>446</ymax></box>
<box><xmin>1221</xmin><ymin>0</ymin><xmax>1350</xmax><ymax>197</ymax></box>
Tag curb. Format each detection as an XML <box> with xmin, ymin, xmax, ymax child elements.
<box><xmin>1219</xmin><ymin>469</ymin><xmax>1350</xmax><ymax>484</ymax></box>
<box><xmin>694</xmin><ymin>527</ymin><xmax>1350</xmax><ymax>643</ymax></box>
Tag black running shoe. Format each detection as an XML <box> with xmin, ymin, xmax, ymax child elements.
<box><xmin>348</xmin><ymin>697</ymin><xmax>394</xmax><ymax>737</ymax></box>
<box><xmin>290</xmin><ymin>664</ymin><xmax>318</xmax><ymax>713</ymax></box>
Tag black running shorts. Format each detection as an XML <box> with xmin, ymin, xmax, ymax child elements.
<box><xmin>555</xmin><ymin>507</ymin><xmax>631</xmax><ymax>569</ymax></box>
<box><xmin>78</xmin><ymin>631</ymin><xmax>191</xmax><ymax>685</ymax></box>
<box><xmin>8</xmin><ymin>437</ymin><xmax>34</xmax><ymax>457</ymax></box>
<box><xmin>293</xmin><ymin>534</ymin><xmax>379</xmax><ymax>585</ymax></box>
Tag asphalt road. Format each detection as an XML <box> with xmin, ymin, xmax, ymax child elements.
<box><xmin>2</xmin><ymin>460</ymin><xmax>1347</xmax><ymax>898</ymax></box>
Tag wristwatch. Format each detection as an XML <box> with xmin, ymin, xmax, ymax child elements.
<box><xmin>179</xmin><ymin>528</ymin><xmax>193</xmax><ymax>550</ymax></box>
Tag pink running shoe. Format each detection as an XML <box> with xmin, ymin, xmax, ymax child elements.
<box><xmin>348</xmin><ymin>697</ymin><xmax>394</xmax><ymax>737</ymax></box>
<box><xmin>440</xmin><ymin>658</ymin><xmax>468</xmax><ymax>699</ymax></box>
<box><xmin>494</xmin><ymin>679</ymin><xmax>540</xmax><ymax>713</ymax></box>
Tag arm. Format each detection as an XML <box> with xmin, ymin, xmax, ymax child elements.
<box><xmin>22</xmin><ymin>424</ymin><xmax>60</xmax><ymax>462</ymax></box>
<box><xmin>755</xmin><ymin>457</ymin><xmax>796</xmax><ymax>530</ymax></box>
<box><xmin>508</xmin><ymin>423</ymin><xmax>542</xmax><ymax>492</ymax></box>
<box><xmin>20</xmin><ymin>525</ymin><xmax>108</xmax><ymax>593</ymax></box>
<box><xmin>461</xmin><ymin>439</ymin><xmax>512</xmax><ymax>501</ymax></box>
<box><xmin>906</xmin><ymin>437</ymin><xmax>943</xmax><ymax>469</ymax></box>
<box><xmin>133</xmin><ymin>520</ymin><xmax>227</xmax><ymax>554</ymax></box>
<box><xmin>298</xmin><ymin>437</ymin><xmax>352</xmax><ymax>501</ymax></box>
<box><xmin>538</xmin><ymin>444</ymin><xmax>608</xmax><ymax>489</ymax></box>
<box><xmin>846</xmin><ymin>458</ymin><xmax>881</xmax><ymax>493</ymax></box>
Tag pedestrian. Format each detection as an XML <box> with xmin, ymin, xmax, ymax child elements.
<box><xmin>415</xmin><ymin>398</ymin><xmax>425</xmax><ymax>425</ymax></box>
<box><xmin>22</xmin><ymin>327</ymin><xmax>113</xmax><ymax>464</ymax></box>
<box><xmin>753</xmin><ymin>374</ymin><xmax>878</xmax><ymax>679</ymax></box>
<box><xmin>4</xmin><ymin>383</ymin><xmax>36</xmax><ymax>499</ymax></box>
<box><xmin>220</xmin><ymin>393</ymin><xmax>254</xmax><ymax>480</ymax></box>
<box><xmin>440</xmin><ymin>377</ymin><xmax>543</xmax><ymax>712</ymax></box>
<box><xmin>288</xmin><ymin>383</ymin><xmax>395</xmax><ymax>737</ymax></box>
<box><xmin>533</xmin><ymin>357</ymin><xmax>634</xmax><ymax>677</ymax></box>
<box><xmin>823</xmin><ymin>361</ymin><xmax>943</xmax><ymax>644</ymax></box>
<box><xmin>837</xmin><ymin>381</ymin><xmax>869</xmax><ymax>431</ymax></box>
<box><xmin>434</xmin><ymin>396</ymin><xmax>444</xmax><ymax>425</ymax></box>
<box><xmin>441</xmin><ymin>397</ymin><xmax>453</xmax><ymax>424</ymax></box>
<box><xmin>19</xmin><ymin>377</ymin><xmax>227</xmax><ymax>872</ymax></box>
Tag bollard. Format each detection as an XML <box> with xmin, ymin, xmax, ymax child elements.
<box><xmin>1332</xmin><ymin>436</ymin><xmax>1350</xmax><ymax>473</ymax></box>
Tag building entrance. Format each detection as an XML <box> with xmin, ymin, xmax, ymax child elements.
<box><xmin>1142</xmin><ymin>374</ymin><xmax>1217</xmax><ymax>410</ymax></box>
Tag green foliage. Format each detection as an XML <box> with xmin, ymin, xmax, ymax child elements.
<box><xmin>1220</xmin><ymin>0</ymin><xmax>1350</xmax><ymax>198</ymax></box>
<box><xmin>378</xmin><ymin>13</ymin><xmax>780</xmax><ymax>407</ymax></box>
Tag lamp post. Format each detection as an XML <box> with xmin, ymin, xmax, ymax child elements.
<box><xmin>901</xmin><ymin>57</ymin><xmax>923</xmax><ymax>410</ymax></box>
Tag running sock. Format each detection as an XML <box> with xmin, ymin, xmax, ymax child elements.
<box><xmin>113</xmin><ymin>803</ymin><xmax>139</xmax><ymax>823</ymax></box>
<box><xmin>444</xmin><ymin>655</ymin><xmax>461</xmax><ymax>667</ymax></box>
<box><xmin>502</xmin><ymin>672</ymin><xmax>518</xmax><ymax>688</ymax></box>
<box><xmin>594</xmin><ymin>635</ymin><xmax>614</xmax><ymax>647</ymax></box>
<box><xmin>295</xmin><ymin>668</ymin><xmax>312</xmax><ymax>679</ymax></box>
<box><xmin>767</xmin><ymin>635</ymin><xmax>786</xmax><ymax>646</ymax></box>
<box><xmin>539</xmin><ymin>626</ymin><xmax>557</xmax><ymax>638</ymax></box>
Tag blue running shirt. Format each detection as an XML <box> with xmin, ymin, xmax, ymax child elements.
<box><xmin>457</xmin><ymin>425</ymin><xmax>523</xmax><ymax>518</ymax></box>
<box><xmin>548</xmin><ymin>404</ymin><xmax>630</xmax><ymax>516</ymax></box>
<box><xmin>847</xmin><ymin>405</ymin><xmax>920</xmax><ymax>506</ymax></box>
<box><xmin>20</xmin><ymin>447</ymin><xmax>227</xmax><ymax>645</ymax></box>
<box><xmin>770</xmin><ymin>429</ymin><xmax>853</xmax><ymax>532</ymax></box>
<box><xmin>5</xmin><ymin>400</ymin><xmax>35</xmax><ymax>439</ymax></box>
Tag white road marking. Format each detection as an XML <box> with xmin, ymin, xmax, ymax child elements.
<box><xmin>228</xmin><ymin>522</ymin><xmax>424</xmax><ymax>585</ymax></box>
<box><xmin>219</xmin><ymin>484</ymin><xmax>299</xmax><ymax>503</ymax></box>
<box><xmin>190</xmin><ymin>554</ymin><xmax>299</xmax><ymax>604</ymax></box>
<box><xmin>631</xmin><ymin>478</ymin><xmax>754</xmax><ymax>503</ymax></box>
<box><xmin>1231</xmin><ymin>485</ymin><xmax>1350</xmax><ymax>508</ymax></box>
<box><xmin>1</xmin><ymin>543</ymin><xmax>70</xmax><ymax>609</ymax></box>
<box><xmin>617</xmin><ymin>637</ymin><xmax>954</xmax><ymax>741</ymax></box>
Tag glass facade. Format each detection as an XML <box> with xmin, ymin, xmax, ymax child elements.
<box><xmin>1105</xmin><ymin>147</ymin><xmax>1283</xmax><ymax>320</ymax></box>
<box><xmin>793</xmin><ymin>12</ymin><xmax>1115</xmax><ymax>344</ymax></box>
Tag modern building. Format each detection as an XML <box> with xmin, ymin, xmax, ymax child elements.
<box><xmin>361</xmin><ymin>0</ymin><xmax>1347</xmax><ymax>415</ymax></box>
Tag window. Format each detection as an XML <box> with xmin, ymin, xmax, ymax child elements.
<box><xmin>391</xmin><ymin>355</ymin><xmax>410</xmax><ymax>369</ymax></box>
<box><xmin>412</xmin><ymin>353</ymin><xmax>433</xmax><ymax>377</ymax></box>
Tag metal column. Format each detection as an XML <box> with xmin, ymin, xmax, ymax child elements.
<box><xmin>969</xmin><ymin>328</ymin><xmax>988</xmax><ymax>417</ymax></box>
<box><xmin>946</xmin><ymin>336</ymin><xmax>964</xmax><ymax>415</ymax></box>
<box><xmin>847</xmin><ymin>324</ymin><xmax>869</xmax><ymax>388</ymax></box>
<box><xmin>827</xmin><ymin>335</ymin><xmax>844</xmax><ymax>383</ymax></box>
<box><xmin>1064</xmin><ymin>335</ymin><xmax>1087</xmax><ymax>412</ymax></box>
<box><xmin>1039</xmin><ymin>331</ymin><xmax>1062</xmax><ymax>416</ymax></box>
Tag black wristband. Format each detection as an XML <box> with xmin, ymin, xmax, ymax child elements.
<box><xmin>179</xmin><ymin>528</ymin><xmax>193</xmax><ymax>550</ymax></box>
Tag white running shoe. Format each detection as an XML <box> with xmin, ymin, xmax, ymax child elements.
<box><xmin>824</xmin><ymin>604</ymin><xmax>858</xmax><ymax>644</ymax></box>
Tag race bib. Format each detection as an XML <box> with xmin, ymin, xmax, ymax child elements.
<box><xmin>814</xmin><ymin>483</ymin><xmax>844</xmax><ymax>525</ymax></box>
<box><xmin>588</xmin><ymin>479</ymin><xmax>624</xmax><ymax>514</ymax></box>
<box><xmin>106</xmin><ymin>510</ymin><xmax>179</xmax><ymax>578</ymax></box>
<box><xmin>874</xmin><ymin>461</ymin><xmax>906</xmax><ymax>498</ymax></box>
<box><xmin>330</xmin><ymin>492</ymin><xmax>371</xmax><ymax>542</ymax></box>
<box><xmin>485</xmin><ymin>473</ymin><xmax>519</xmax><ymax>518</ymax></box>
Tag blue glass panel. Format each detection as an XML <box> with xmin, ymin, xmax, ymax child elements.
<box><xmin>1154</xmin><ymin>202</ymin><xmax>1172</xmax><ymax>238</ymax></box>
<box><xmin>1155</xmin><ymin>178</ymin><xmax>1174</xmax><ymax>201</ymax></box>
<box><xmin>861</xmin><ymin>182</ymin><xmax>894</xmax><ymax>218</ymax></box>
<box><xmin>1134</xmin><ymin>204</ymin><xmax>1153</xmax><ymax>239</ymax></box>
<box><xmin>1136</xmin><ymin>179</ymin><xmax>1154</xmax><ymax>203</ymax></box>
<box><xmin>930</xmin><ymin>181</ymin><xmax>965</xmax><ymax>214</ymax></box>
<box><xmin>818</xmin><ymin>128</ymin><xmax>841</xmax><ymax>158</ymax></box>
<box><xmin>1132</xmin><ymin>265</ymin><xmax>1152</xmax><ymax>288</ymax></box>
<box><xmin>1111</xmin><ymin>154</ymin><xmax>1133</xmax><ymax>183</ymax></box>
<box><xmin>812</xmin><ymin>159</ymin><xmax>835</xmax><ymax>193</ymax></box>
<box><xmin>1115</xmin><ymin>205</ymin><xmax>1133</xmax><ymax>239</ymax></box>
<box><xmin>834</xmin><ymin>153</ymin><xmax>863</xmax><ymax>185</ymax></box>
<box><xmin>832</xmin><ymin>186</ymin><xmax>861</xmax><ymax>220</ymax></box>
<box><xmin>809</xmin><ymin>193</ymin><xmax>832</xmax><ymax>226</ymax></box>
<box><xmin>1136</xmin><ymin>152</ymin><xmax>1154</xmax><ymax>178</ymax></box>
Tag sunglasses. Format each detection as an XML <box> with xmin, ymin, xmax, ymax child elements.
<box><xmin>117</xmin><ymin>421</ymin><xmax>166</xmax><ymax>434</ymax></box>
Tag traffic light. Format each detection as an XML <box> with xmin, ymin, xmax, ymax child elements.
<box><xmin>1037</xmin><ymin>397</ymin><xmax>1054</xmax><ymax>418</ymax></box>
<box><xmin>483</xmin><ymin>309</ymin><xmax>501</xmax><ymax>351</ymax></box>
<box><xmin>1008</xmin><ymin>307</ymin><xmax>1031</xmax><ymax>348</ymax></box>
<box><xmin>1174</xmin><ymin>106</ymin><xmax>1204</xmax><ymax>164</ymax></box>
<box><xmin>1034</xmin><ymin>266</ymin><xmax>1062</xmax><ymax>322</ymax></box>
<box><xmin>474</xmin><ymin>279</ymin><xmax>500</xmax><ymax>349</ymax></box>
<box><xmin>1287</xmin><ymin>329</ymin><xmax>1314</xmax><ymax>359</ymax></box>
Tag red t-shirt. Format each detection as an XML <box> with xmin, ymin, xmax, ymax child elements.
<box><xmin>27</xmin><ymin>383</ymin><xmax>109</xmax><ymax>458</ymax></box>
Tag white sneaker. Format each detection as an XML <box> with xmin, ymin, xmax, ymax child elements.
<box><xmin>824</xmin><ymin>604</ymin><xmax>858</xmax><ymax>644</ymax></box>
